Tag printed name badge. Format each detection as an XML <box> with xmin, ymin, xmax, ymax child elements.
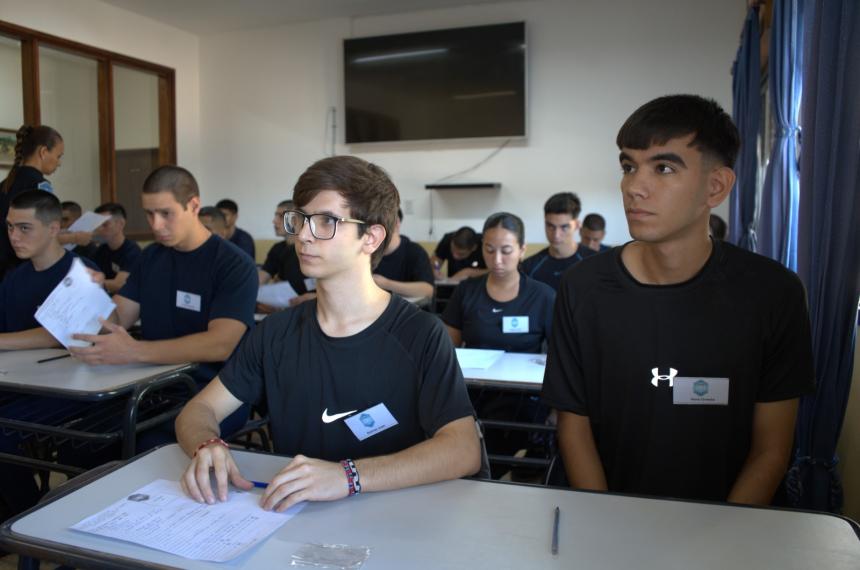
<box><xmin>175</xmin><ymin>290</ymin><xmax>202</xmax><ymax>312</ymax></box>
<box><xmin>673</xmin><ymin>377</ymin><xmax>730</xmax><ymax>406</ymax></box>
<box><xmin>344</xmin><ymin>403</ymin><xmax>399</xmax><ymax>441</ymax></box>
<box><xmin>502</xmin><ymin>316</ymin><xmax>529</xmax><ymax>334</ymax></box>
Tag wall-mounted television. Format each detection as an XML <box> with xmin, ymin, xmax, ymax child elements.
<box><xmin>343</xmin><ymin>22</ymin><xmax>526</xmax><ymax>144</ymax></box>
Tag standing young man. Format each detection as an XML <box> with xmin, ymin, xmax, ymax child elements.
<box><xmin>542</xmin><ymin>95</ymin><xmax>815</xmax><ymax>504</ymax></box>
<box><xmin>216</xmin><ymin>199</ymin><xmax>255</xmax><ymax>260</ymax></box>
<box><xmin>521</xmin><ymin>192</ymin><xmax>595</xmax><ymax>291</ymax></box>
<box><xmin>92</xmin><ymin>202</ymin><xmax>141</xmax><ymax>294</ymax></box>
<box><xmin>176</xmin><ymin>156</ymin><xmax>480</xmax><ymax>511</ymax></box>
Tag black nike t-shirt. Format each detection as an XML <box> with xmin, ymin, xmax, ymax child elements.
<box><xmin>541</xmin><ymin>241</ymin><xmax>816</xmax><ymax>501</ymax></box>
<box><xmin>441</xmin><ymin>273</ymin><xmax>556</xmax><ymax>353</ymax></box>
<box><xmin>219</xmin><ymin>294</ymin><xmax>475</xmax><ymax>460</ymax></box>
<box><xmin>521</xmin><ymin>246</ymin><xmax>596</xmax><ymax>291</ymax></box>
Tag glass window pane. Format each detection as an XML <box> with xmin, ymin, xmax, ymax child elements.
<box><xmin>114</xmin><ymin>64</ymin><xmax>160</xmax><ymax>235</ymax></box>
<box><xmin>39</xmin><ymin>45</ymin><xmax>100</xmax><ymax>210</ymax></box>
<box><xmin>0</xmin><ymin>36</ymin><xmax>23</xmax><ymax>178</ymax></box>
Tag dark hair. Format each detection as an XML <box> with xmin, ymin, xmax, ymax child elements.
<box><xmin>277</xmin><ymin>199</ymin><xmax>294</xmax><ymax>208</ymax></box>
<box><xmin>582</xmin><ymin>213</ymin><xmax>606</xmax><ymax>232</ymax></box>
<box><xmin>709</xmin><ymin>214</ymin><xmax>727</xmax><ymax>240</ymax></box>
<box><xmin>142</xmin><ymin>165</ymin><xmax>199</xmax><ymax>207</ymax></box>
<box><xmin>483</xmin><ymin>212</ymin><xmax>525</xmax><ymax>247</ymax></box>
<box><xmin>95</xmin><ymin>202</ymin><xmax>128</xmax><ymax>220</ymax></box>
<box><xmin>293</xmin><ymin>155</ymin><xmax>399</xmax><ymax>269</ymax></box>
<box><xmin>544</xmin><ymin>192</ymin><xmax>581</xmax><ymax>218</ymax></box>
<box><xmin>397</xmin><ymin>208</ymin><xmax>404</xmax><ymax>222</ymax></box>
<box><xmin>10</xmin><ymin>189</ymin><xmax>62</xmax><ymax>224</ymax></box>
<box><xmin>216</xmin><ymin>199</ymin><xmax>238</xmax><ymax>214</ymax></box>
<box><xmin>60</xmin><ymin>201</ymin><xmax>83</xmax><ymax>218</ymax></box>
<box><xmin>198</xmin><ymin>206</ymin><xmax>226</xmax><ymax>224</ymax></box>
<box><xmin>616</xmin><ymin>95</ymin><xmax>740</xmax><ymax>168</ymax></box>
<box><xmin>2</xmin><ymin>124</ymin><xmax>63</xmax><ymax>194</ymax></box>
<box><xmin>451</xmin><ymin>226</ymin><xmax>480</xmax><ymax>250</ymax></box>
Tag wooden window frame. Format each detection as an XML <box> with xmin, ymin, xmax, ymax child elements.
<box><xmin>0</xmin><ymin>19</ymin><xmax>176</xmax><ymax>235</ymax></box>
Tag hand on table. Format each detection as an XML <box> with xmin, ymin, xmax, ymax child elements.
<box><xmin>69</xmin><ymin>319</ymin><xmax>138</xmax><ymax>364</ymax></box>
<box><xmin>260</xmin><ymin>455</ymin><xmax>349</xmax><ymax>512</ymax></box>
<box><xmin>181</xmin><ymin>442</ymin><xmax>253</xmax><ymax>504</ymax></box>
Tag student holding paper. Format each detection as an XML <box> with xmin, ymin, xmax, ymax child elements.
<box><xmin>92</xmin><ymin>202</ymin><xmax>141</xmax><ymax>294</ymax></box>
<box><xmin>69</xmin><ymin>165</ymin><xmax>258</xmax><ymax>438</ymax></box>
<box><xmin>257</xmin><ymin>199</ymin><xmax>316</xmax><ymax>312</ymax></box>
<box><xmin>176</xmin><ymin>156</ymin><xmax>480</xmax><ymax>511</ymax></box>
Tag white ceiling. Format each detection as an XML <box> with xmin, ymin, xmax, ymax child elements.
<box><xmin>99</xmin><ymin>0</ymin><xmax>514</xmax><ymax>35</ymax></box>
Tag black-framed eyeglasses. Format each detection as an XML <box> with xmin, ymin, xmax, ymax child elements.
<box><xmin>283</xmin><ymin>209</ymin><xmax>366</xmax><ymax>240</ymax></box>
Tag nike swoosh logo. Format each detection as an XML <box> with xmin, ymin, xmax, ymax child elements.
<box><xmin>322</xmin><ymin>408</ymin><xmax>357</xmax><ymax>423</ymax></box>
<box><xmin>491</xmin><ymin>308</ymin><xmax>503</xmax><ymax>313</ymax></box>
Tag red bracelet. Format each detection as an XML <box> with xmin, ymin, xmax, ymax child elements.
<box><xmin>194</xmin><ymin>437</ymin><xmax>229</xmax><ymax>457</ymax></box>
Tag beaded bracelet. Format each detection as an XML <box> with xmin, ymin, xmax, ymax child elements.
<box><xmin>340</xmin><ymin>458</ymin><xmax>361</xmax><ymax>496</ymax></box>
<box><xmin>193</xmin><ymin>437</ymin><xmax>229</xmax><ymax>458</ymax></box>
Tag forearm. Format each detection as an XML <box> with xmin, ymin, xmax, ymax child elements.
<box><xmin>557</xmin><ymin>411</ymin><xmax>608</xmax><ymax>491</ymax></box>
<box><xmin>176</xmin><ymin>399</ymin><xmax>224</xmax><ymax>457</ymax></box>
<box><xmin>104</xmin><ymin>273</ymin><xmax>129</xmax><ymax>294</ymax></box>
<box><xmin>356</xmin><ymin>417</ymin><xmax>481</xmax><ymax>492</ymax></box>
<box><xmin>383</xmin><ymin>280</ymin><xmax>433</xmax><ymax>299</ymax></box>
<box><xmin>0</xmin><ymin>327</ymin><xmax>61</xmax><ymax>350</ymax></box>
<box><xmin>451</xmin><ymin>268</ymin><xmax>488</xmax><ymax>282</ymax></box>
<box><xmin>136</xmin><ymin>330</ymin><xmax>240</xmax><ymax>364</ymax></box>
<box><xmin>727</xmin><ymin>450</ymin><xmax>790</xmax><ymax>505</ymax></box>
<box><xmin>257</xmin><ymin>269</ymin><xmax>272</xmax><ymax>285</ymax></box>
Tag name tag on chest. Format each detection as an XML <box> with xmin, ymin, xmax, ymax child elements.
<box><xmin>176</xmin><ymin>290</ymin><xmax>202</xmax><ymax>312</ymax></box>
<box><xmin>673</xmin><ymin>377</ymin><xmax>730</xmax><ymax>406</ymax></box>
<box><xmin>344</xmin><ymin>403</ymin><xmax>399</xmax><ymax>441</ymax></box>
<box><xmin>502</xmin><ymin>315</ymin><xmax>529</xmax><ymax>334</ymax></box>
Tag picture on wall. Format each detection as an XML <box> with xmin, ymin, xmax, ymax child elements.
<box><xmin>0</xmin><ymin>129</ymin><xmax>16</xmax><ymax>167</ymax></box>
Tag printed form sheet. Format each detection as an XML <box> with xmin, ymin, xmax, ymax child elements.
<box><xmin>71</xmin><ymin>479</ymin><xmax>304</xmax><ymax>562</ymax></box>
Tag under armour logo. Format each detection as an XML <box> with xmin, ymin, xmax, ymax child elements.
<box><xmin>651</xmin><ymin>367</ymin><xmax>678</xmax><ymax>387</ymax></box>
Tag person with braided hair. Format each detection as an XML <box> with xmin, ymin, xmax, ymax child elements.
<box><xmin>0</xmin><ymin>124</ymin><xmax>64</xmax><ymax>281</ymax></box>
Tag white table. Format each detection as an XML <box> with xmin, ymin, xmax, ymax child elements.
<box><xmin>2</xmin><ymin>444</ymin><xmax>857</xmax><ymax>569</ymax></box>
<box><xmin>0</xmin><ymin>349</ymin><xmax>195</xmax><ymax>462</ymax></box>
<box><xmin>460</xmin><ymin>351</ymin><xmax>546</xmax><ymax>391</ymax></box>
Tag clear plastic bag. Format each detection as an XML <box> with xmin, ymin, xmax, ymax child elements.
<box><xmin>289</xmin><ymin>543</ymin><xmax>372</xmax><ymax>569</ymax></box>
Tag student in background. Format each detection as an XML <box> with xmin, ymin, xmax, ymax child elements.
<box><xmin>176</xmin><ymin>155</ymin><xmax>480</xmax><ymax>510</ymax></box>
<box><xmin>69</xmin><ymin>166</ymin><xmax>258</xmax><ymax>441</ymax></box>
<box><xmin>522</xmin><ymin>192</ymin><xmax>595</xmax><ymax>291</ymax></box>
<box><xmin>709</xmin><ymin>213</ymin><xmax>727</xmax><ymax>240</ymax></box>
<box><xmin>92</xmin><ymin>202</ymin><xmax>141</xmax><ymax>294</ymax></box>
<box><xmin>580</xmin><ymin>213</ymin><xmax>610</xmax><ymax>252</ymax></box>
<box><xmin>542</xmin><ymin>95</ymin><xmax>814</xmax><ymax>504</ymax></box>
<box><xmin>258</xmin><ymin>199</ymin><xmax>316</xmax><ymax>312</ymax></box>
<box><xmin>432</xmin><ymin>226</ymin><xmax>487</xmax><ymax>282</ymax></box>
<box><xmin>60</xmin><ymin>200</ymin><xmax>98</xmax><ymax>260</ymax></box>
<box><xmin>0</xmin><ymin>190</ymin><xmax>100</xmax><ymax>521</ymax></box>
<box><xmin>216</xmin><ymin>198</ymin><xmax>255</xmax><ymax>259</ymax></box>
<box><xmin>442</xmin><ymin>212</ymin><xmax>555</xmax><ymax>354</ymax></box>
<box><xmin>0</xmin><ymin>124</ymin><xmax>63</xmax><ymax>280</ymax></box>
<box><xmin>198</xmin><ymin>206</ymin><xmax>229</xmax><ymax>238</ymax></box>
<box><xmin>373</xmin><ymin>208</ymin><xmax>434</xmax><ymax>300</ymax></box>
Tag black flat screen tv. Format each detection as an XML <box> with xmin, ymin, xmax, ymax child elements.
<box><xmin>344</xmin><ymin>22</ymin><xmax>526</xmax><ymax>144</ymax></box>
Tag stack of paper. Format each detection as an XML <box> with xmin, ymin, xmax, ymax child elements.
<box><xmin>257</xmin><ymin>281</ymin><xmax>298</xmax><ymax>309</ymax></box>
<box><xmin>455</xmin><ymin>348</ymin><xmax>505</xmax><ymax>370</ymax></box>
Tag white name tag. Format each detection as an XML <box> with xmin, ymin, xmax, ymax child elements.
<box><xmin>673</xmin><ymin>377</ymin><xmax>730</xmax><ymax>406</ymax></box>
<box><xmin>344</xmin><ymin>403</ymin><xmax>399</xmax><ymax>441</ymax></box>
<box><xmin>304</xmin><ymin>278</ymin><xmax>316</xmax><ymax>291</ymax></box>
<box><xmin>502</xmin><ymin>316</ymin><xmax>529</xmax><ymax>334</ymax></box>
<box><xmin>176</xmin><ymin>290</ymin><xmax>201</xmax><ymax>312</ymax></box>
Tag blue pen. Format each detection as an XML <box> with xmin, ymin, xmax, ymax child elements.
<box><xmin>251</xmin><ymin>480</ymin><xmax>268</xmax><ymax>489</ymax></box>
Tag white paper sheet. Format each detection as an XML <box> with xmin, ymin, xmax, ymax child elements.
<box><xmin>257</xmin><ymin>281</ymin><xmax>298</xmax><ymax>308</ymax></box>
<box><xmin>71</xmin><ymin>479</ymin><xmax>304</xmax><ymax>562</ymax></box>
<box><xmin>455</xmin><ymin>348</ymin><xmax>505</xmax><ymax>370</ymax></box>
<box><xmin>35</xmin><ymin>258</ymin><xmax>116</xmax><ymax>348</ymax></box>
<box><xmin>62</xmin><ymin>211</ymin><xmax>111</xmax><ymax>251</ymax></box>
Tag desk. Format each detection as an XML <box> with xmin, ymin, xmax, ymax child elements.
<box><xmin>2</xmin><ymin>444</ymin><xmax>858</xmax><ymax>569</ymax></box>
<box><xmin>461</xmin><ymin>351</ymin><xmax>546</xmax><ymax>391</ymax></box>
<box><xmin>0</xmin><ymin>349</ymin><xmax>195</xmax><ymax>466</ymax></box>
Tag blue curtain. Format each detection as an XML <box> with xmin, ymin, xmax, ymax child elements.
<box><xmin>786</xmin><ymin>0</ymin><xmax>860</xmax><ymax>512</ymax></box>
<box><xmin>757</xmin><ymin>0</ymin><xmax>804</xmax><ymax>271</ymax></box>
<box><xmin>729</xmin><ymin>8</ymin><xmax>761</xmax><ymax>250</ymax></box>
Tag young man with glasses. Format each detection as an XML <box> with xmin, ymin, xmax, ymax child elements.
<box><xmin>176</xmin><ymin>156</ymin><xmax>481</xmax><ymax>511</ymax></box>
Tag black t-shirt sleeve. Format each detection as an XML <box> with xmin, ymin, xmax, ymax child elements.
<box><xmin>218</xmin><ymin>316</ymin><xmax>269</xmax><ymax>406</ymax></box>
<box><xmin>440</xmin><ymin>281</ymin><xmax>466</xmax><ymax>329</ymax></box>
<box><xmin>406</xmin><ymin>243</ymin><xmax>434</xmax><ymax>285</ymax></box>
<box><xmin>541</xmin><ymin>278</ymin><xmax>588</xmax><ymax>415</ymax></box>
<box><xmin>415</xmin><ymin>318</ymin><xmax>475</xmax><ymax>435</ymax></box>
<box><xmin>757</xmin><ymin>274</ymin><xmax>816</xmax><ymax>401</ymax></box>
<box><xmin>434</xmin><ymin>233</ymin><xmax>452</xmax><ymax>259</ymax></box>
<box><xmin>118</xmin><ymin>249</ymin><xmax>145</xmax><ymax>303</ymax></box>
<box><xmin>209</xmin><ymin>247</ymin><xmax>258</xmax><ymax>327</ymax></box>
<box><xmin>261</xmin><ymin>243</ymin><xmax>281</xmax><ymax>277</ymax></box>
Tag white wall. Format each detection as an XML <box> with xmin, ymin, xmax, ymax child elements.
<box><xmin>198</xmin><ymin>0</ymin><xmax>745</xmax><ymax>243</ymax></box>
<box><xmin>0</xmin><ymin>0</ymin><xmax>200</xmax><ymax>176</ymax></box>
